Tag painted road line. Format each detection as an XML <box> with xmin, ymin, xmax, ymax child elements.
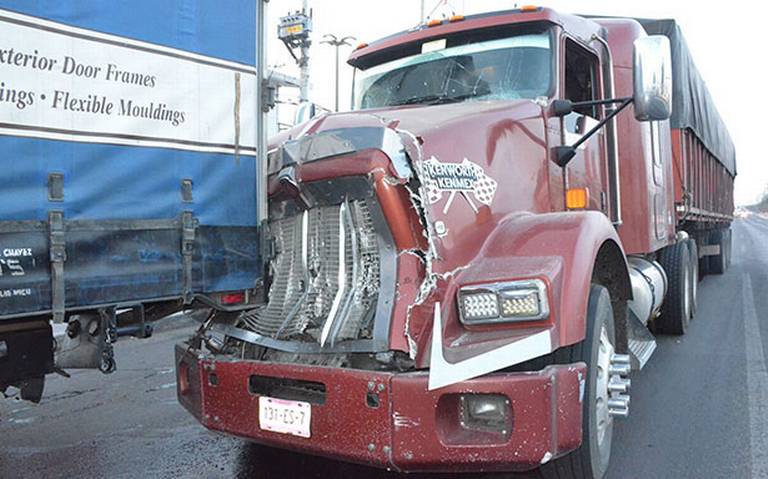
<box><xmin>743</xmin><ymin>272</ymin><xmax>768</xmax><ymax>478</ymax></box>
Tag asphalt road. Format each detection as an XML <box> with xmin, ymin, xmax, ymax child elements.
<box><xmin>1</xmin><ymin>215</ymin><xmax>767</xmax><ymax>479</ymax></box>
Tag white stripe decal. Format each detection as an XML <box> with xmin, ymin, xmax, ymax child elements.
<box><xmin>428</xmin><ymin>302</ymin><xmax>553</xmax><ymax>390</ymax></box>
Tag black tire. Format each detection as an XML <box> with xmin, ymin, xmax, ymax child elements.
<box><xmin>709</xmin><ymin>229</ymin><xmax>727</xmax><ymax>275</ymax></box>
<box><xmin>656</xmin><ymin>241</ymin><xmax>691</xmax><ymax>335</ymax></box>
<box><xmin>539</xmin><ymin>285</ymin><xmax>616</xmax><ymax>479</ymax></box>
<box><xmin>686</xmin><ymin>238</ymin><xmax>698</xmax><ymax>319</ymax></box>
<box><xmin>698</xmin><ymin>233</ymin><xmax>711</xmax><ymax>277</ymax></box>
<box><xmin>724</xmin><ymin>228</ymin><xmax>733</xmax><ymax>269</ymax></box>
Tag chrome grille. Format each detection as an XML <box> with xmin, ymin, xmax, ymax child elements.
<box><xmin>239</xmin><ymin>200</ymin><xmax>380</xmax><ymax>346</ymax></box>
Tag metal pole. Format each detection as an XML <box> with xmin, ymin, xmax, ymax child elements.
<box><xmin>299</xmin><ymin>0</ymin><xmax>311</xmax><ymax>102</ymax></box>
<box><xmin>420</xmin><ymin>0</ymin><xmax>426</xmax><ymax>22</ymax></box>
<box><xmin>334</xmin><ymin>45</ymin><xmax>340</xmax><ymax>111</ymax></box>
<box><xmin>321</xmin><ymin>35</ymin><xmax>355</xmax><ymax>113</ymax></box>
<box><xmin>256</xmin><ymin>0</ymin><xmax>268</xmax><ymax>225</ymax></box>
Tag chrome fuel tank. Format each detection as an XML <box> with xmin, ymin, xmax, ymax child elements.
<box><xmin>627</xmin><ymin>256</ymin><xmax>668</xmax><ymax>325</ymax></box>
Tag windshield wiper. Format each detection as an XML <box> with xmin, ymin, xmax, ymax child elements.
<box><xmin>390</xmin><ymin>93</ymin><xmax>474</xmax><ymax>106</ymax></box>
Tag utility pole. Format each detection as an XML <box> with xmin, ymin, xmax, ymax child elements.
<box><xmin>421</xmin><ymin>0</ymin><xmax>426</xmax><ymax>22</ymax></box>
<box><xmin>278</xmin><ymin>2</ymin><xmax>312</xmax><ymax>102</ymax></box>
<box><xmin>321</xmin><ymin>34</ymin><xmax>356</xmax><ymax>112</ymax></box>
<box><xmin>299</xmin><ymin>0</ymin><xmax>310</xmax><ymax>101</ymax></box>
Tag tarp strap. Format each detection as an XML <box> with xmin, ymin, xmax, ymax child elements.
<box><xmin>48</xmin><ymin>210</ymin><xmax>66</xmax><ymax>323</ymax></box>
<box><xmin>181</xmin><ymin>211</ymin><xmax>197</xmax><ymax>303</ymax></box>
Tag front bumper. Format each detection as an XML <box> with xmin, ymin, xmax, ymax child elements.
<box><xmin>176</xmin><ymin>344</ymin><xmax>586</xmax><ymax>473</ymax></box>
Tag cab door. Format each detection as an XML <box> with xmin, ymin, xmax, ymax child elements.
<box><xmin>558</xmin><ymin>37</ymin><xmax>609</xmax><ymax>214</ymax></box>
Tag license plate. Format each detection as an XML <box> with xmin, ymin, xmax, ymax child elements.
<box><xmin>258</xmin><ymin>396</ymin><xmax>311</xmax><ymax>438</ymax></box>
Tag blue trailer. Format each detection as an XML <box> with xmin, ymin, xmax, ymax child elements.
<box><xmin>0</xmin><ymin>1</ymin><xmax>267</xmax><ymax>400</ymax></box>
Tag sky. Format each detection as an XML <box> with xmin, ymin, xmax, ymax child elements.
<box><xmin>266</xmin><ymin>0</ymin><xmax>768</xmax><ymax>206</ymax></box>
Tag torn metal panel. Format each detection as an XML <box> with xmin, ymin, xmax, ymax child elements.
<box><xmin>401</xmin><ymin>175</ymin><xmax>440</xmax><ymax>359</ymax></box>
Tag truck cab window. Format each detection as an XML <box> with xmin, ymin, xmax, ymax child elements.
<box><xmin>353</xmin><ymin>32</ymin><xmax>552</xmax><ymax>110</ymax></box>
<box><xmin>564</xmin><ymin>39</ymin><xmax>599</xmax><ymax>120</ymax></box>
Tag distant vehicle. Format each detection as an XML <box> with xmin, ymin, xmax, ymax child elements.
<box><xmin>174</xmin><ymin>7</ymin><xmax>735</xmax><ymax>478</ymax></box>
<box><xmin>0</xmin><ymin>1</ymin><xmax>267</xmax><ymax>402</ymax></box>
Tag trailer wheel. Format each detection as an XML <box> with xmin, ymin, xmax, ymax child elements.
<box><xmin>686</xmin><ymin>238</ymin><xmax>698</xmax><ymax>319</ymax></box>
<box><xmin>655</xmin><ymin>241</ymin><xmax>691</xmax><ymax>335</ymax></box>
<box><xmin>709</xmin><ymin>229</ymin><xmax>727</xmax><ymax>275</ymax></box>
<box><xmin>538</xmin><ymin>285</ymin><xmax>618</xmax><ymax>479</ymax></box>
<box><xmin>698</xmin><ymin>233</ymin><xmax>710</xmax><ymax>277</ymax></box>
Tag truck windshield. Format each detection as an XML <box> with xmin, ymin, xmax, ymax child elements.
<box><xmin>354</xmin><ymin>32</ymin><xmax>552</xmax><ymax>110</ymax></box>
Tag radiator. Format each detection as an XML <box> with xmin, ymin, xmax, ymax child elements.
<box><xmin>239</xmin><ymin>200</ymin><xmax>380</xmax><ymax>347</ymax></box>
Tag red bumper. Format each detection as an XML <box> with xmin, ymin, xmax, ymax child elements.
<box><xmin>176</xmin><ymin>345</ymin><xmax>586</xmax><ymax>473</ymax></box>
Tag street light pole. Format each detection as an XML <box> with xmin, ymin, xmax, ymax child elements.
<box><xmin>321</xmin><ymin>34</ymin><xmax>356</xmax><ymax>112</ymax></box>
<box><xmin>334</xmin><ymin>44</ymin><xmax>340</xmax><ymax>111</ymax></box>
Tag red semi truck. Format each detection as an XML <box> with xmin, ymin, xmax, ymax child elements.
<box><xmin>176</xmin><ymin>8</ymin><xmax>735</xmax><ymax>478</ymax></box>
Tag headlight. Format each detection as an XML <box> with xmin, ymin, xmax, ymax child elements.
<box><xmin>458</xmin><ymin>279</ymin><xmax>549</xmax><ymax>325</ymax></box>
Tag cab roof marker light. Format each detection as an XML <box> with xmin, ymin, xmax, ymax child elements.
<box><xmin>448</xmin><ymin>15</ymin><xmax>465</xmax><ymax>23</ymax></box>
<box><xmin>520</xmin><ymin>5</ymin><xmax>539</xmax><ymax>12</ymax></box>
<box><xmin>426</xmin><ymin>19</ymin><xmax>443</xmax><ymax>27</ymax></box>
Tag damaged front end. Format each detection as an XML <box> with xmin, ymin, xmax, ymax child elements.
<box><xmin>206</xmin><ymin>122</ymin><xmax>424</xmax><ymax>361</ymax></box>
<box><xmin>176</xmin><ymin>117</ymin><xmax>585</xmax><ymax>472</ymax></box>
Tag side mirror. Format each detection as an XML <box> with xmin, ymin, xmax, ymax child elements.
<box><xmin>294</xmin><ymin>101</ymin><xmax>318</xmax><ymax>126</ymax></box>
<box><xmin>633</xmin><ymin>35</ymin><xmax>673</xmax><ymax>122</ymax></box>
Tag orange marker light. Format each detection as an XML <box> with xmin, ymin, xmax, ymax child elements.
<box><xmin>449</xmin><ymin>14</ymin><xmax>465</xmax><ymax>22</ymax></box>
<box><xmin>426</xmin><ymin>19</ymin><xmax>443</xmax><ymax>27</ymax></box>
<box><xmin>520</xmin><ymin>5</ymin><xmax>539</xmax><ymax>12</ymax></box>
<box><xmin>355</xmin><ymin>42</ymin><xmax>368</xmax><ymax>51</ymax></box>
<box><xmin>566</xmin><ymin>188</ymin><xmax>589</xmax><ymax>210</ymax></box>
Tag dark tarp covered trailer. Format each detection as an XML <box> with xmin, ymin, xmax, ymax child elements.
<box><xmin>636</xmin><ymin>18</ymin><xmax>736</xmax><ymax>177</ymax></box>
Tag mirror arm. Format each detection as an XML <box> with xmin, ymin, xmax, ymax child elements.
<box><xmin>552</xmin><ymin>97</ymin><xmax>633</xmax><ymax>167</ymax></box>
<box><xmin>551</xmin><ymin>96</ymin><xmax>633</xmax><ymax>117</ymax></box>
<box><xmin>572</xmin><ymin>96</ymin><xmax>633</xmax><ymax>110</ymax></box>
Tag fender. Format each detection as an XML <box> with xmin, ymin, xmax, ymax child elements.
<box><xmin>427</xmin><ymin>211</ymin><xmax>631</xmax><ymax>389</ymax></box>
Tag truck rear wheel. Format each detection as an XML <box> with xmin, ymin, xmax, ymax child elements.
<box><xmin>538</xmin><ymin>285</ymin><xmax>619</xmax><ymax>479</ymax></box>
<box><xmin>709</xmin><ymin>229</ymin><xmax>728</xmax><ymax>275</ymax></box>
<box><xmin>698</xmin><ymin>233</ymin><xmax>710</xmax><ymax>277</ymax></box>
<box><xmin>655</xmin><ymin>241</ymin><xmax>691</xmax><ymax>335</ymax></box>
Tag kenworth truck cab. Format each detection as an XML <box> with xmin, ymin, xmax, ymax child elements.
<box><xmin>176</xmin><ymin>8</ymin><xmax>735</xmax><ymax>478</ymax></box>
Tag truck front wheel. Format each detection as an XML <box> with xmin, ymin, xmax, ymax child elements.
<box><xmin>539</xmin><ymin>285</ymin><xmax>622</xmax><ymax>479</ymax></box>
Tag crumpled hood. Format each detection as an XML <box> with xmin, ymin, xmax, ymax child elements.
<box><xmin>268</xmin><ymin>100</ymin><xmax>543</xmax><ymax>186</ymax></box>
<box><xmin>269</xmin><ymin>99</ymin><xmax>545</xmax><ymax>176</ymax></box>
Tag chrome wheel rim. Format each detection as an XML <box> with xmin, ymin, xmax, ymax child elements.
<box><xmin>595</xmin><ymin>325</ymin><xmax>614</xmax><ymax>446</ymax></box>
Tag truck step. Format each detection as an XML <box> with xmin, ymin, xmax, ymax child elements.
<box><xmin>627</xmin><ymin>308</ymin><xmax>657</xmax><ymax>370</ymax></box>
<box><xmin>628</xmin><ymin>338</ymin><xmax>657</xmax><ymax>371</ymax></box>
